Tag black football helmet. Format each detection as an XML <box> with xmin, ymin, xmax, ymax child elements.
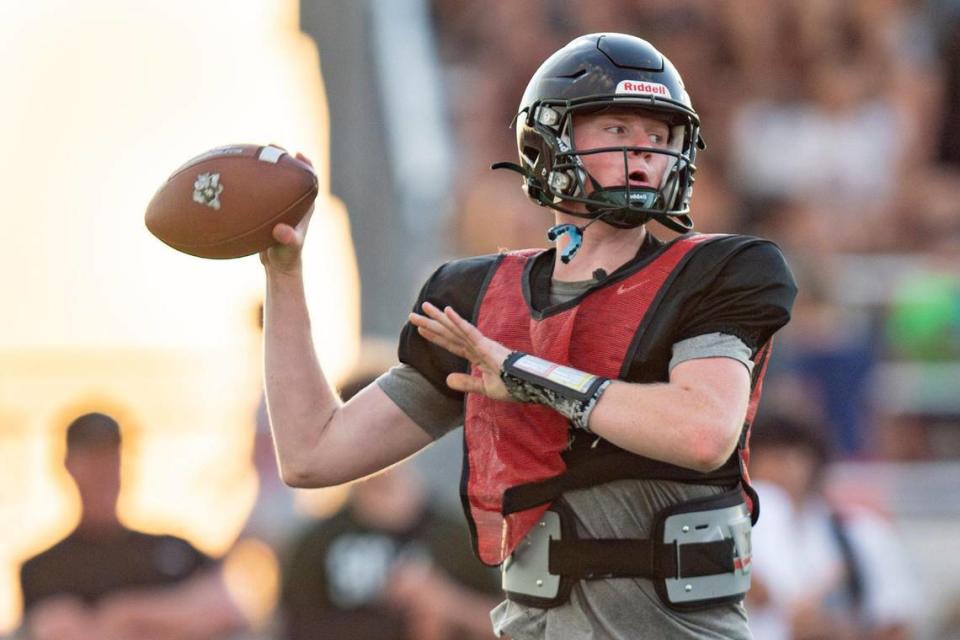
<box><xmin>495</xmin><ymin>33</ymin><xmax>702</xmax><ymax>234</ymax></box>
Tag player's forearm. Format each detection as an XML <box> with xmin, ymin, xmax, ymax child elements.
<box><xmin>587</xmin><ymin>363</ymin><xmax>748</xmax><ymax>472</ymax></box>
<box><xmin>263</xmin><ymin>268</ymin><xmax>341</xmax><ymax>486</ymax></box>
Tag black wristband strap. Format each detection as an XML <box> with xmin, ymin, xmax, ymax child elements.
<box><xmin>500</xmin><ymin>352</ymin><xmax>612</xmax><ymax>432</ymax></box>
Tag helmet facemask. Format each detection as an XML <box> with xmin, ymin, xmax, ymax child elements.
<box><xmin>523</xmin><ymin>99</ymin><xmax>698</xmax><ymax>233</ymax></box>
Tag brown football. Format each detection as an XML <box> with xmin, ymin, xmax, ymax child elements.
<box><xmin>145</xmin><ymin>144</ymin><xmax>318</xmax><ymax>259</ymax></box>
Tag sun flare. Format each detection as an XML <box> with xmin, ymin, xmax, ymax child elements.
<box><xmin>0</xmin><ymin>0</ymin><xmax>359</xmax><ymax>631</ymax></box>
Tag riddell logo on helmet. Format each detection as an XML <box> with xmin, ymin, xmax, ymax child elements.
<box><xmin>615</xmin><ymin>80</ymin><xmax>671</xmax><ymax>97</ymax></box>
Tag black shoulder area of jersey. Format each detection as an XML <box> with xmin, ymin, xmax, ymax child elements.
<box><xmin>671</xmin><ymin>234</ymin><xmax>798</xmax><ymax>352</ymax></box>
<box><xmin>398</xmin><ymin>254</ymin><xmax>505</xmax><ymax>399</ymax></box>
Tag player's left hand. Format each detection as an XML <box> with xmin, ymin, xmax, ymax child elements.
<box><xmin>409</xmin><ymin>302</ymin><xmax>513</xmax><ymax>401</ymax></box>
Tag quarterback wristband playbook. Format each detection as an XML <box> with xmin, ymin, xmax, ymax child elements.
<box><xmin>500</xmin><ymin>352</ymin><xmax>611</xmax><ymax>432</ymax></box>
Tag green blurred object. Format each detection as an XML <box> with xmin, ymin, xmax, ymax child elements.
<box><xmin>887</xmin><ymin>273</ymin><xmax>960</xmax><ymax>360</ymax></box>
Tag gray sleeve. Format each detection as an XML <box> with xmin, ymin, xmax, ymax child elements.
<box><xmin>375</xmin><ymin>364</ymin><xmax>464</xmax><ymax>440</ymax></box>
<box><xmin>669</xmin><ymin>332</ymin><xmax>754</xmax><ymax>375</ymax></box>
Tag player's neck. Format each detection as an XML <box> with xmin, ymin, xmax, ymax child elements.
<box><xmin>551</xmin><ymin>217</ymin><xmax>646</xmax><ymax>282</ymax></box>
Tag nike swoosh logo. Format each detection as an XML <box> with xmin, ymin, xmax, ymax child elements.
<box><xmin>617</xmin><ymin>280</ymin><xmax>649</xmax><ymax>295</ymax></box>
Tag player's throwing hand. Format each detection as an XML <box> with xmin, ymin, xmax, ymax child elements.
<box><xmin>260</xmin><ymin>153</ymin><xmax>315</xmax><ymax>275</ymax></box>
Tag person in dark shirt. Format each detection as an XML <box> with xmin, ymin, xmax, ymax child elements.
<box><xmin>19</xmin><ymin>411</ymin><xmax>247</xmax><ymax>640</ymax></box>
<box><xmin>280</xmin><ymin>463</ymin><xmax>500</xmax><ymax>640</ymax></box>
<box><xmin>260</xmin><ymin>33</ymin><xmax>796</xmax><ymax>639</ymax></box>
<box><xmin>279</xmin><ymin>375</ymin><xmax>500</xmax><ymax>640</ymax></box>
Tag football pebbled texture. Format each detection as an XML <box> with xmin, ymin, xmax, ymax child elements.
<box><xmin>145</xmin><ymin>144</ymin><xmax>318</xmax><ymax>259</ymax></box>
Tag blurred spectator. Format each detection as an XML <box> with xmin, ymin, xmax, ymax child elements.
<box><xmin>19</xmin><ymin>412</ymin><xmax>247</xmax><ymax>640</ymax></box>
<box><xmin>746</xmin><ymin>412</ymin><xmax>921</xmax><ymax>640</ymax></box>
<box><xmin>279</xmin><ymin>464</ymin><xmax>500</xmax><ymax>640</ymax></box>
<box><xmin>278</xmin><ymin>376</ymin><xmax>500</xmax><ymax>640</ymax></box>
<box><xmin>729</xmin><ymin>53</ymin><xmax>905</xmax><ymax>248</ymax></box>
<box><xmin>935</xmin><ymin>2</ymin><xmax>960</xmax><ymax>166</ymax></box>
<box><xmin>767</xmin><ymin>254</ymin><xmax>879</xmax><ymax>457</ymax></box>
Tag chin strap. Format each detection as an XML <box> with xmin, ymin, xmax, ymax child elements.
<box><xmin>493</xmin><ymin>162</ymin><xmax>603</xmax><ymax>264</ymax></box>
<box><xmin>492</xmin><ymin>162</ymin><xmax>693</xmax><ymax>260</ymax></box>
<box><xmin>657</xmin><ymin>213</ymin><xmax>695</xmax><ymax>234</ymax></box>
<box><xmin>492</xmin><ymin>161</ymin><xmax>570</xmax><ymax>207</ymax></box>
<box><xmin>491</xmin><ymin>161</ymin><xmax>526</xmax><ymax>174</ymax></box>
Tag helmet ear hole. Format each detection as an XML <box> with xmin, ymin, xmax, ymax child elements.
<box><xmin>522</xmin><ymin>146</ymin><xmax>540</xmax><ymax>166</ymax></box>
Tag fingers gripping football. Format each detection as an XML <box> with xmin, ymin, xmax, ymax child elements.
<box><xmin>259</xmin><ymin>203</ymin><xmax>315</xmax><ymax>274</ymax></box>
<box><xmin>259</xmin><ymin>153</ymin><xmax>317</xmax><ymax>274</ymax></box>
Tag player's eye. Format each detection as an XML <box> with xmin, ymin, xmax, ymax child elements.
<box><xmin>649</xmin><ymin>132</ymin><xmax>666</xmax><ymax>145</ymax></box>
<box><xmin>604</xmin><ymin>125</ymin><xmax>627</xmax><ymax>135</ymax></box>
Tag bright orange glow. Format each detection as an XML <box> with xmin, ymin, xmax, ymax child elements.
<box><xmin>293</xmin><ymin>485</ymin><xmax>352</xmax><ymax>520</ymax></box>
<box><xmin>0</xmin><ymin>0</ymin><xmax>359</xmax><ymax>632</ymax></box>
<box><xmin>222</xmin><ymin>537</ymin><xmax>281</xmax><ymax>628</ymax></box>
